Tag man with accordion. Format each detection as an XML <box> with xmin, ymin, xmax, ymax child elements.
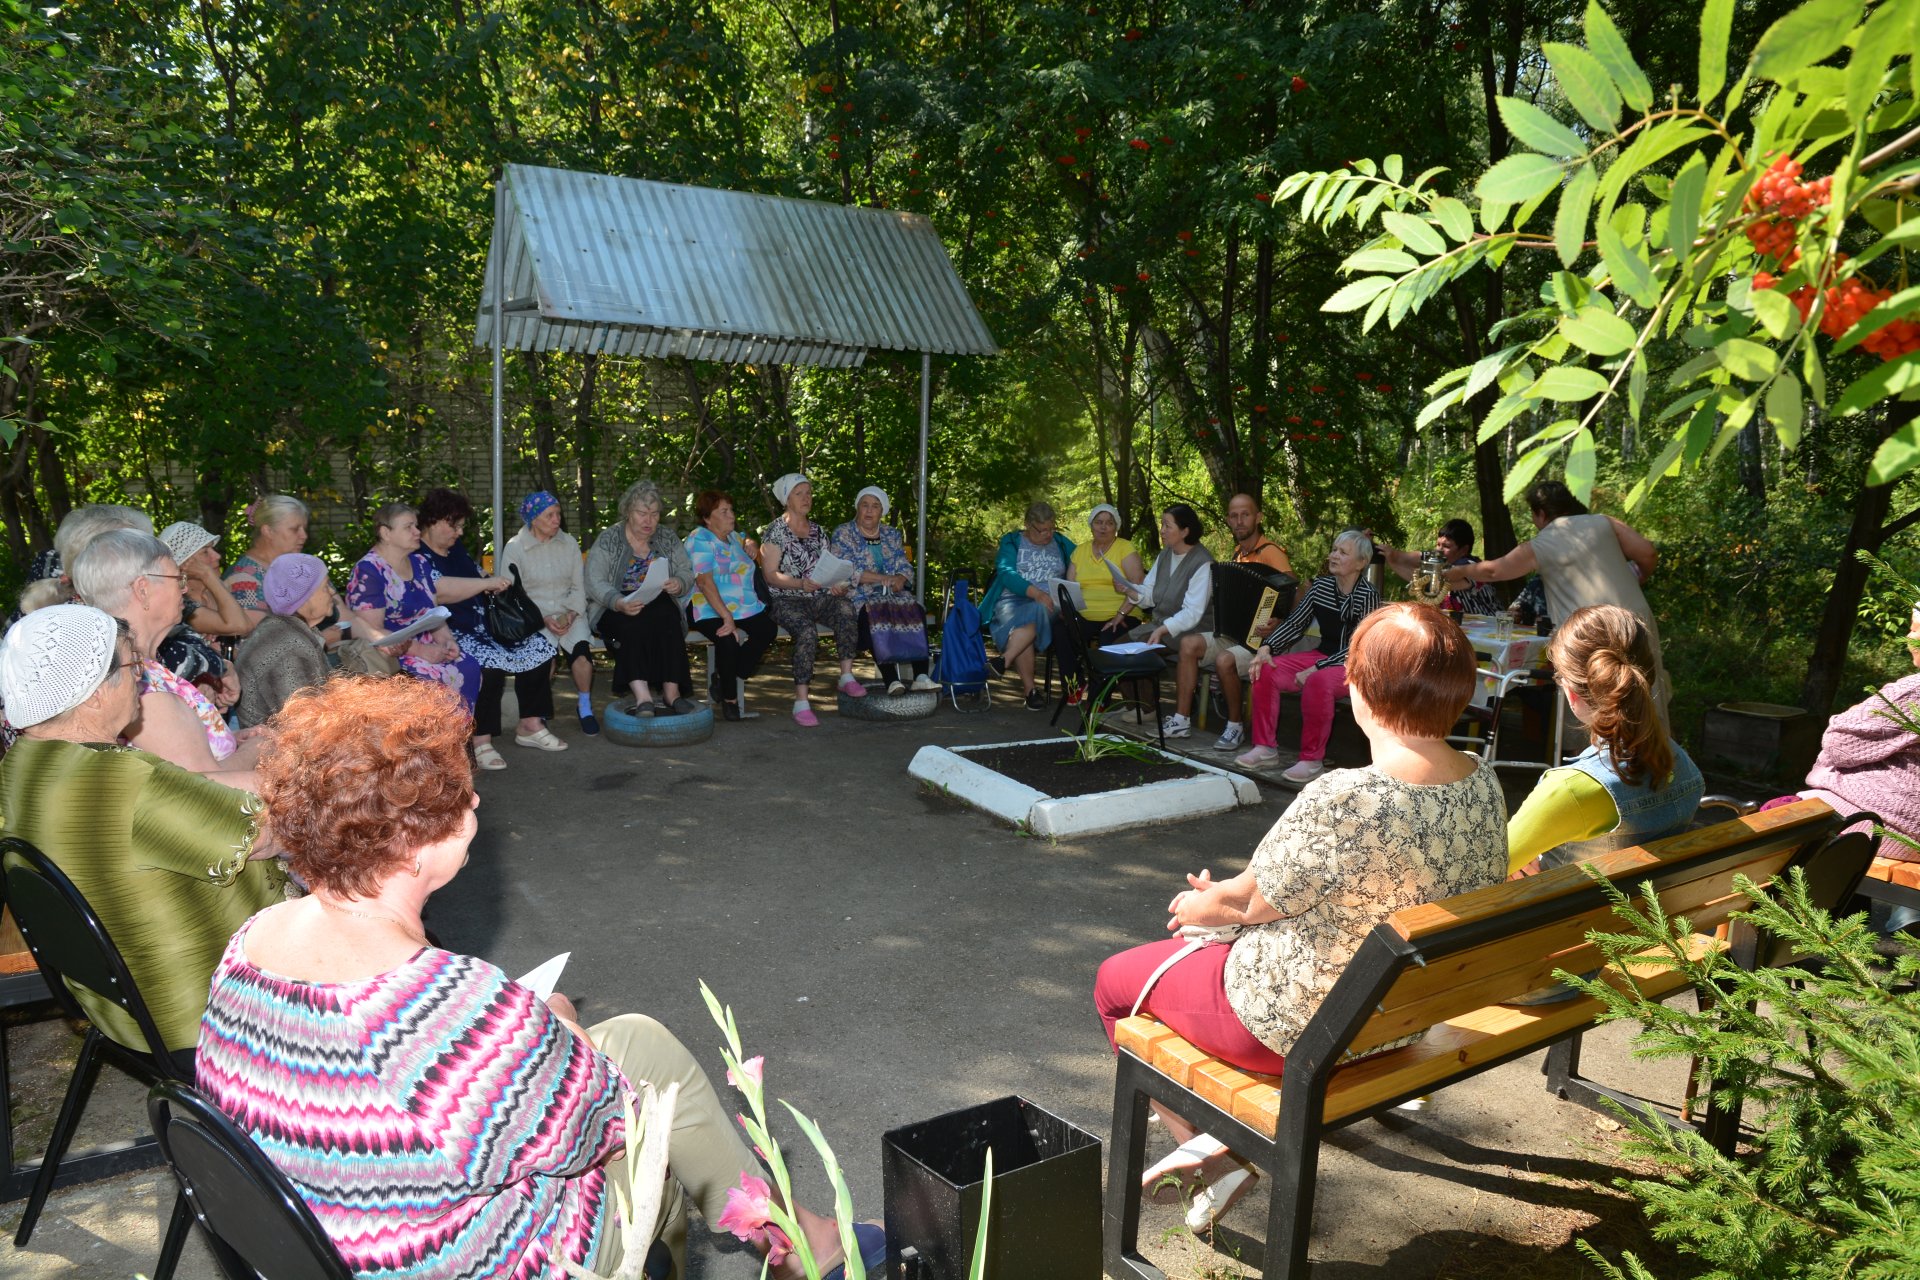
<box><xmin>1193</xmin><ymin>494</ymin><xmax>1295</xmax><ymax>753</ymax></box>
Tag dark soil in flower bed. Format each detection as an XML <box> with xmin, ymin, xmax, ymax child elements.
<box><xmin>958</xmin><ymin>741</ymin><xmax>1199</xmax><ymax>797</ymax></box>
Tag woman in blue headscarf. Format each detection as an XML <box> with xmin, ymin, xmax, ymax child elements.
<box><xmin>503</xmin><ymin>490</ymin><xmax>599</xmax><ymax>737</ymax></box>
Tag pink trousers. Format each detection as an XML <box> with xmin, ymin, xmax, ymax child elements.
<box><xmin>1249</xmin><ymin>651</ymin><xmax>1348</xmax><ymax>758</ymax></box>
<box><xmin>1094</xmin><ymin>938</ymin><xmax>1288</xmax><ymax>1075</ymax></box>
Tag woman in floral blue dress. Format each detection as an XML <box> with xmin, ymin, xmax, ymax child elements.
<box><xmin>347</xmin><ymin>501</ymin><xmax>507</xmax><ymax>718</ymax></box>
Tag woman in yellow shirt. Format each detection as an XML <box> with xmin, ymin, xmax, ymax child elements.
<box><xmin>1064</xmin><ymin>504</ymin><xmax>1145</xmax><ymax>698</ymax></box>
<box><xmin>1507</xmin><ymin>605</ymin><xmax>1703</xmax><ymax>876</ymax></box>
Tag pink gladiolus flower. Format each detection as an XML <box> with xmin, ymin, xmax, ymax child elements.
<box><xmin>728</xmin><ymin>1055</ymin><xmax>765</xmax><ymax>1091</ymax></box>
<box><xmin>717</xmin><ymin>1172</ymin><xmax>791</xmax><ymax>1264</ymax></box>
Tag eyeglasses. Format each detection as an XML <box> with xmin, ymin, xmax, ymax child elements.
<box><xmin>141</xmin><ymin>571</ymin><xmax>186</xmax><ymax>584</ymax></box>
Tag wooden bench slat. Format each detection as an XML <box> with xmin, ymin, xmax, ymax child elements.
<box><xmin>1869</xmin><ymin>856</ymin><xmax>1920</xmax><ymax>891</ymax></box>
<box><xmin>1116</xmin><ymin>934</ymin><xmax>1716</xmax><ymax>1137</ymax></box>
<box><xmin>1385</xmin><ymin>799</ymin><xmax>1833</xmax><ymax>942</ymax></box>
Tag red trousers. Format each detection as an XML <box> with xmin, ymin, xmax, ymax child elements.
<box><xmin>1094</xmin><ymin>938</ymin><xmax>1288</xmax><ymax>1075</ymax></box>
<box><xmin>1250</xmin><ymin>651</ymin><xmax>1348</xmax><ymax>759</ymax></box>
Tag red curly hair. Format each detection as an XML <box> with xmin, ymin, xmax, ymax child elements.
<box><xmin>258</xmin><ymin>676</ymin><xmax>475</xmax><ymax>898</ymax></box>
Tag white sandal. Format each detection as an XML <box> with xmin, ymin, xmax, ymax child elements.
<box><xmin>473</xmin><ymin>742</ymin><xmax>507</xmax><ymax>771</ymax></box>
<box><xmin>1186</xmin><ymin>1161</ymin><xmax>1259</xmax><ymax>1231</ymax></box>
<box><xmin>1141</xmin><ymin>1134</ymin><xmax>1226</xmax><ymax>1204</ymax></box>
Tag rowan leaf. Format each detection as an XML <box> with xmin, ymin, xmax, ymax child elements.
<box><xmin>1477</xmin><ymin>153</ymin><xmax>1568</xmax><ymax>204</ymax></box>
<box><xmin>1323</xmin><ymin>275</ymin><xmax>1395</xmax><ymax>312</ymax></box>
<box><xmin>1382</xmin><ymin>210</ymin><xmax>1446</xmax><ymax>257</ymax></box>
<box><xmin>1666</xmin><ymin>153</ymin><xmax>1707</xmax><ymax>266</ymax></box>
<box><xmin>1565</xmin><ymin>426</ymin><xmax>1598</xmax><ymax>500</ymax></box>
<box><xmin>1528</xmin><ymin>365</ymin><xmax>1610</xmax><ymax>402</ymax></box>
<box><xmin>1561</xmin><ymin>306</ymin><xmax>1637</xmax><ymax>355</ymax></box>
<box><xmin>1749</xmin><ymin>0</ymin><xmax>1864</xmax><ymax>85</ymax></box>
<box><xmin>1867</xmin><ymin>417</ymin><xmax>1920</xmax><ymax>486</ymax></box>
<box><xmin>1750</xmin><ymin>285</ymin><xmax>1799</xmax><ymax>340</ymax></box>
<box><xmin>1765</xmin><ymin>373</ymin><xmax>1804</xmax><ymax>449</ymax></box>
<box><xmin>1833</xmin><ymin>349</ymin><xmax>1920</xmax><ymax>416</ymax></box>
<box><xmin>1597</xmin><ymin>222</ymin><xmax>1658</xmax><ymax>306</ymax></box>
<box><xmin>1432</xmin><ymin>197</ymin><xmax>1475</xmax><ymax>243</ymax></box>
<box><xmin>1699</xmin><ymin>0</ymin><xmax>1733</xmax><ymax>104</ymax></box>
<box><xmin>1496</xmin><ymin>96</ymin><xmax>1588</xmax><ymax>159</ymax></box>
<box><xmin>1502</xmin><ymin>442</ymin><xmax>1561</xmax><ymax>502</ymax></box>
<box><xmin>1544</xmin><ymin>41</ymin><xmax>1622</xmax><ymax>133</ymax></box>
<box><xmin>1554</xmin><ymin>161</ymin><xmax>1597</xmax><ymax>267</ymax></box>
<box><xmin>1585</xmin><ymin>1</ymin><xmax>1654</xmax><ymax>112</ymax></box>
<box><xmin>1719</xmin><ymin>338</ymin><xmax>1780</xmax><ymax>381</ymax></box>
<box><xmin>1342</xmin><ymin>248</ymin><xmax>1421</xmax><ymax>275</ymax></box>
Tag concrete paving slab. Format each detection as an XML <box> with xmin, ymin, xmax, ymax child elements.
<box><xmin>3</xmin><ymin>671</ymin><xmax>1694</xmax><ymax>1278</ymax></box>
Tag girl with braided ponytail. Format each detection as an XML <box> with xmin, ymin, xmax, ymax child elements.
<box><xmin>1507</xmin><ymin>604</ymin><xmax>1703</xmax><ymax>876</ymax></box>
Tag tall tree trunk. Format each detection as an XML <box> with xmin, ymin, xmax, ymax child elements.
<box><xmin>1793</xmin><ymin>400</ymin><xmax>1919</xmax><ymax>738</ymax></box>
<box><xmin>523</xmin><ymin>352</ymin><xmax>562</xmax><ymax>499</ymax></box>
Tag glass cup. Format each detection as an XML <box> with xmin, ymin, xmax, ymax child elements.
<box><xmin>1494</xmin><ymin>612</ymin><xmax>1513</xmax><ymax>641</ymax></box>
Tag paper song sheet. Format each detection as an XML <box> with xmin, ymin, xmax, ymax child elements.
<box><xmin>620</xmin><ymin>557</ymin><xmax>670</xmax><ymax>607</ymax></box>
<box><xmin>372</xmin><ymin>606</ymin><xmax>452</xmax><ymax>648</ymax></box>
<box><xmin>809</xmin><ymin>549</ymin><xmax>857</xmax><ymax>589</ymax></box>
<box><xmin>515</xmin><ymin>952</ymin><xmax>571</xmax><ymax>1002</ymax></box>
<box><xmin>1048</xmin><ymin>577</ymin><xmax>1087</xmax><ymax>612</ymax></box>
<box><xmin>1101</xmin><ymin>555</ymin><xmax>1143</xmax><ymax>601</ymax></box>
<box><xmin>1098</xmin><ymin>641</ymin><xmax>1165</xmax><ymax>655</ymax></box>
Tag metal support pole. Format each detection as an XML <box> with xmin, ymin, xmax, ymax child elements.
<box><xmin>490</xmin><ymin>179</ymin><xmax>506</xmax><ymax>571</ymax></box>
<box><xmin>916</xmin><ymin>351</ymin><xmax>930</xmax><ymax>604</ymax></box>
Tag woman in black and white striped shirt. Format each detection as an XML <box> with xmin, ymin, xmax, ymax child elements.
<box><xmin>1236</xmin><ymin>529</ymin><xmax>1382</xmax><ymax>783</ymax></box>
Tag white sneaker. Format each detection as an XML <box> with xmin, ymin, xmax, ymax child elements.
<box><xmin>910</xmin><ymin>674</ymin><xmax>938</xmax><ymax>692</ymax></box>
<box><xmin>1280</xmin><ymin>759</ymin><xmax>1326</xmax><ymax>786</ymax></box>
<box><xmin>1212</xmin><ymin>722</ymin><xmax>1245</xmax><ymax>752</ymax></box>
<box><xmin>1162</xmin><ymin>713</ymin><xmax>1192</xmax><ymax>739</ymax></box>
<box><xmin>1234</xmin><ymin>745</ymin><xmax>1279</xmax><ymax>769</ymax></box>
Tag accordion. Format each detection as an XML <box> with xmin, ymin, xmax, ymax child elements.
<box><xmin>1212</xmin><ymin>562</ymin><xmax>1297</xmax><ymax>649</ymax></box>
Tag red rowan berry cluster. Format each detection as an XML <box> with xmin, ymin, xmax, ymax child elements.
<box><xmin>1754</xmin><ymin>256</ymin><xmax>1920</xmax><ymax>360</ymax></box>
<box><xmin>1743</xmin><ymin>154</ymin><xmax>1833</xmax><ymax>268</ymax></box>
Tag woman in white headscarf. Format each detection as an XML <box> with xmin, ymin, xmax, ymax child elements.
<box><xmin>759</xmin><ymin>473</ymin><xmax>864</xmax><ymax>727</ymax></box>
<box><xmin>830</xmin><ymin>485</ymin><xmax>934</xmax><ymax>696</ymax></box>
<box><xmin>1062</xmin><ymin>503</ymin><xmax>1145</xmax><ymax>702</ymax></box>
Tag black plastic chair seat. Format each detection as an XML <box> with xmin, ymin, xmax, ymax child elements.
<box><xmin>1089</xmin><ymin>650</ymin><xmax>1170</xmax><ymax>676</ymax></box>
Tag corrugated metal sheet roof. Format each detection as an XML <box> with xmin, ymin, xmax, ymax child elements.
<box><xmin>473</xmin><ymin>165</ymin><xmax>999</xmax><ymax>366</ymax></box>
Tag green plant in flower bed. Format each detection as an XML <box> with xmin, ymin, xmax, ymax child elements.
<box><xmin>1566</xmin><ymin>868</ymin><xmax>1920</xmax><ymax>1280</ymax></box>
<box><xmin>1060</xmin><ymin>676</ymin><xmax>1166</xmax><ymax>765</ymax></box>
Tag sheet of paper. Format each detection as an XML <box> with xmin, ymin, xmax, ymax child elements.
<box><xmin>371</xmin><ymin>606</ymin><xmax>452</xmax><ymax>648</ymax></box>
<box><xmin>1098</xmin><ymin>641</ymin><xmax>1165</xmax><ymax>655</ymax></box>
<box><xmin>620</xmin><ymin>557</ymin><xmax>670</xmax><ymax>607</ymax></box>
<box><xmin>515</xmin><ymin>952</ymin><xmax>570</xmax><ymax>1002</ymax></box>
<box><xmin>1048</xmin><ymin>577</ymin><xmax>1087</xmax><ymax>612</ymax></box>
<box><xmin>807</xmin><ymin>548</ymin><xmax>857</xmax><ymax>589</ymax></box>
<box><xmin>1100</xmin><ymin>555</ymin><xmax>1143</xmax><ymax>600</ymax></box>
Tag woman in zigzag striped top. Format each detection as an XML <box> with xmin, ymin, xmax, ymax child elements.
<box><xmin>196</xmin><ymin>676</ymin><xmax>881</xmax><ymax>1280</ymax></box>
<box><xmin>1234</xmin><ymin>529</ymin><xmax>1382</xmax><ymax>785</ymax></box>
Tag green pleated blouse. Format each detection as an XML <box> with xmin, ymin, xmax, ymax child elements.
<box><xmin>0</xmin><ymin>738</ymin><xmax>286</xmax><ymax>1051</ymax></box>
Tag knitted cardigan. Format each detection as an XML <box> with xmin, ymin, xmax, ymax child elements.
<box><xmin>1803</xmin><ymin>670</ymin><xmax>1920</xmax><ymax>862</ymax></box>
<box><xmin>233</xmin><ymin>614</ymin><xmax>330</xmax><ymax>730</ymax></box>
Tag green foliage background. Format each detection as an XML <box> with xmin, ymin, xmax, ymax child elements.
<box><xmin>1</xmin><ymin>0</ymin><xmax>1916</xmax><ymax>749</ymax></box>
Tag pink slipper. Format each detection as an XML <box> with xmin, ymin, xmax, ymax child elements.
<box><xmin>793</xmin><ymin>704</ymin><xmax>820</xmax><ymax>727</ymax></box>
<box><xmin>838</xmin><ymin>675</ymin><xmax>868</xmax><ymax>698</ymax></box>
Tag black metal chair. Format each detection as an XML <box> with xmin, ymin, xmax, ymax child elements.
<box><xmin>1051</xmin><ymin>585</ymin><xmax>1168</xmax><ymax>748</ymax></box>
<box><xmin>147</xmin><ymin>1079</ymin><xmax>353</xmax><ymax>1280</ymax></box>
<box><xmin>0</xmin><ymin>836</ymin><xmax>192</xmax><ymax>1278</ymax></box>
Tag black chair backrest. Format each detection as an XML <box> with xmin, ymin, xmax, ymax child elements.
<box><xmin>0</xmin><ymin>835</ymin><xmax>174</xmax><ymax>1064</ymax></box>
<box><xmin>148</xmin><ymin>1080</ymin><xmax>353</xmax><ymax>1280</ymax></box>
<box><xmin>1055</xmin><ymin>584</ymin><xmax>1100</xmax><ymax>675</ymax></box>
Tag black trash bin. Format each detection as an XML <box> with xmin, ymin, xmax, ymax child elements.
<box><xmin>882</xmin><ymin>1095</ymin><xmax>1101</xmax><ymax>1280</ymax></box>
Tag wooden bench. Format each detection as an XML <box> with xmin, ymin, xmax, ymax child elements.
<box><xmin>1104</xmin><ymin>799</ymin><xmax>1873</xmax><ymax>1280</ymax></box>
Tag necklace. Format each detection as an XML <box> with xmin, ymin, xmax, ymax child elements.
<box><xmin>315</xmin><ymin>897</ymin><xmax>426</xmax><ymax>942</ymax></box>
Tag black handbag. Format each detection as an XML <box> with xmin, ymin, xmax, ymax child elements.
<box><xmin>483</xmin><ymin>564</ymin><xmax>545</xmax><ymax>646</ymax></box>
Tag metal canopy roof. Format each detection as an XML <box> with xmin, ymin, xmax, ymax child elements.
<box><xmin>473</xmin><ymin>164</ymin><xmax>998</xmax><ymax>368</ymax></box>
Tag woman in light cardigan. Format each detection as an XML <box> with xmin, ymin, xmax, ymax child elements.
<box><xmin>585</xmin><ymin>480</ymin><xmax>697</xmax><ymax>717</ymax></box>
<box><xmin>504</xmin><ymin>491</ymin><xmax>598</xmax><ymax>735</ymax></box>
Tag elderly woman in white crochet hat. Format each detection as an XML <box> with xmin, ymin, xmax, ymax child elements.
<box><xmin>759</xmin><ymin>472</ymin><xmax>864</xmax><ymax>726</ymax></box>
<box><xmin>0</xmin><ymin>604</ymin><xmax>286</xmax><ymax>1070</ymax></box>
<box><xmin>830</xmin><ymin>484</ymin><xmax>935</xmax><ymax>696</ymax></box>
<box><xmin>160</xmin><ymin>520</ymin><xmax>253</xmax><ymax>641</ymax></box>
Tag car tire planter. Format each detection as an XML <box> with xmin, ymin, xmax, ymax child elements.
<box><xmin>600</xmin><ymin>699</ymin><xmax>715</xmax><ymax>747</ymax></box>
<box><xmin>837</xmin><ymin>682</ymin><xmax>938</xmax><ymax>722</ymax></box>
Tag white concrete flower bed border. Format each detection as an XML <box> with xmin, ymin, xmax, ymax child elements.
<box><xmin>908</xmin><ymin>735</ymin><xmax>1261</xmax><ymax>837</ymax></box>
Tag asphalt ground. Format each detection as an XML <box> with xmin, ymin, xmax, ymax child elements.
<box><xmin>2</xmin><ymin>663</ymin><xmax>1690</xmax><ymax>1279</ymax></box>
